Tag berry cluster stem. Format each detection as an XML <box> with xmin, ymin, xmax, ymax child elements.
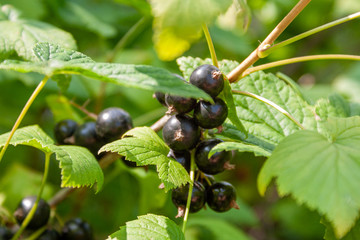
<box><xmin>202</xmin><ymin>24</ymin><xmax>219</xmax><ymax>68</ymax></box>
<box><xmin>0</xmin><ymin>75</ymin><xmax>49</xmax><ymax>162</ymax></box>
<box><xmin>182</xmin><ymin>150</ymin><xmax>196</xmax><ymax>234</ymax></box>
<box><xmin>232</xmin><ymin>90</ymin><xmax>305</xmax><ymax>130</ymax></box>
<box><xmin>227</xmin><ymin>0</ymin><xmax>312</xmax><ymax>82</ymax></box>
<box><xmin>11</xmin><ymin>152</ymin><xmax>52</xmax><ymax>240</ymax></box>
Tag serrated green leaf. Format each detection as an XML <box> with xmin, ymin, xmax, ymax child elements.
<box><xmin>45</xmin><ymin>95</ymin><xmax>83</xmax><ymax>123</ymax></box>
<box><xmin>219</xmin><ymin>71</ymin><xmax>318</xmax><ymax>151</ymax></box>
<box><xmin>323</xmin><ymin>218</ymin><xmax>360</xmax><ymax>240</ymax></box>
<box><xmin>53</xmin><ymin>145</ymin><xmax>104</xmax><ymax>192</ymax></box>
<box><xmin>315</xmin><ymin>94</ymin><xmax>350</xmax><ymax>121</ymax></box>
<box><xmin>0</xmin><ymin>5</ymin><xmax>76</xmax><ymax>61</ymax></box>
<box><xmin>150</xmin><ymin>0</ymin><xmax>232</xmax><ymax>60</ymax></box>
<box><xmin>0</xmin><ymin>125</ymin><xmax>103</xmax><ymax>192</ymax></box>
<box><xmin>210</xmin><ymin>141</ymin><xmax>271</xmax><ymax>157</ymax></box>
<box><xmin>0</xmin><ymin>43</ymin><xmax>211</xmax><ymax>100</ymax></box>
<box><xmin>99</xmin><ymin>127</ymin><xmax>190</xmax><ymax>191</ymax></box>
<box><xmin>258</xmin><ymin>116</ymin><xmax>360</xmax><ymax>238</ymax></box>
<box><xmin>0</xmin><ymin>125</ymin><xmax>54</xmax><ymax>153</ymax></box>
<box><xmin>108</xmin><ymin>214</ymin><xmax>185</xmax><ymax>240</ymax></box>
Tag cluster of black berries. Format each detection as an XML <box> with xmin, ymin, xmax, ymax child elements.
<box><xmin>155</xmin><ymin>65</ymin><xmax>238</xmax><ymax>217</ymax></box>
<box><xmin>54</xmin><ymin>107</ymin><xmax>133</xmax><ymax>160</ymax></box>
<box><xmin>0</xmin><ymin>196</ymin><xmax>93</xmax><ymax>239</ymax></box>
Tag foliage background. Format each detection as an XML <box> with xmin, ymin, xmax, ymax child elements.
<box><xmin>0</xmin><ymin>0</ymin><xmax>359</xmax><ymax>239</ymax></box>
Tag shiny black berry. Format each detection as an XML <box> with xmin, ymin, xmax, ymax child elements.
<box><xmin>154</xmin><ymin>92</ymin><xmax>166</xmax><ymax>106</ymax></box>
<box><xmin>172</xmin><ymin>181</ymin><xmax>206</xmax><ymax>216</ymax></box>
<box><xmin>190</xmin><ymin>64</ymin><xmax>224</xmax><ymax>98</ymax></box>
<box><xmin>195</xmin><ymin>139</ymin><xmax>231</xmax><ymax>174</ymax></box>
<box><xmin>0</xmin><ymin>226</ymin><xmax>13</xmax><ymax>240</ymax></box>
<box><xmin>37</xmin><ymin>229</ymin><xmax>60</xmax><ymax>240</ymax></box>
<box><xmin>207</xmin><ymin>181</ymin><xmax>237</xmax><ymax>212</ymax></box>
<box><xmin>14</xmin><ymin>196</ymin><xmax>50</xmax><ymax>230</ymax></box>
<box><xmin>95</xmin><ymin>107</ymin><xmax>133</xmax><ymax>142</ymax></box>
<box><xmin>194</xmin><ymin>98</ymin><xmax>228</xmax><ymax>129</ymax></box>
<box><xmin>74</xmin><ymin>122</ymin><xmax>103</xmax><ymax>155</ymax></box>
<box><xmin>61</xmin><ymin>218</ymin><xmax>93</xmax><ymax>240</ymax></box>
<box><xmin>168</xmin><ymin>149</ymin><xmax>191</xmax><ymax>172</ymax></box>
<box><xmin>198</xmin><ymin>172</ymin><xmax>215</xmax><ymax>190</ymax></box>
<box><xmin>54</xmin><ymin>119</ymin><xmax>78</xmax><ymax>144</ymax></box>
<box><xmin>162</xmin><ymin>115</ymin><xmax>200</xmax><ymax>151</ymax></box>
<box><xmin>165</xmin><ymin>94</ymin><xmax>196</xmax><ymax>114</ymax></box>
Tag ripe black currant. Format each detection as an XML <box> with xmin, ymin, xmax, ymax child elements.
<box><xmin>193</xmin><ymin>98</ymin><xmax>228</xmax><ymax>129</ymax></box>
<box><xmin>207</xmin><ymin>181</ymin><xmax>238</xmax><ymax>212</ymax></box>
<box><xmin>54</xmin><ymin>119</ymin><xmax>78</xmax><ymax>144</ymax></box>
<box><xmin>61</xmin><ymin>218</ymin><xmax>93</xmax><ymax>240</ymax></box>
<box><xmin>37</xmin><ymin>229</ymin><xmax>60</xmax><ymax>240</ymax></box>
<box><xmin>162</xmin><ymin>114</ymin><xmax>200</xmax><ymax>151</ymax></box>
<box><xmin>167</xmin><ymin>149</ymin><xmax>191</xmax><ymax>172</ymax></box>
<box><xmin>198</xmin><ymin>172</ymin><xmax>215</xmax><ymax>190</ymax></box>
<box><xmin>14</xmin><ymin>196</ymin><xmax>50</xmax><ymax>230</ymax></box>
<box><xmin>172</xmin><ymin>181</ymin><xmax>206</xmax><ymax>217</ymax></box>
<box><xmin>195</xmin><ymin>139</ymin><xmax>232</xmax><ymax>174</ymax></box>
<box><xmin>165</xmin><ymin>94</ymin><xmax>196</xmax><ymax>114</ymax></box>
<box><xmin>154</xmin><ymin>92</ymin><xmax>167</xmax><ymax>106</ymax></box>
<box><xmin>189</xmin><ymin>64</ymin><xmax>224</xmax><ymax>98</ymax></box>
<box><xmin>95</xmin><ymin>107</ymin><xmax>133</xmax><ymax>142</ymax></box>
<box><xmin>74</xmin><ymin>122</ymin><xmax>103</xmax><ymax>155</ymax></box>
<box><xmin>0</xmin><ymin>226</ymin><xmax>13</xmax><ymax>240</ymax></box>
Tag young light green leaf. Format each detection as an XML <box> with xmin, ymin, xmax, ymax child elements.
<box><xmin>0</xmin><ymin>125</ymin><xmax>54</xmax><ymax>153</ymax></box>
<box><xmin>108</xmin><ymin>214</ymin><xmax>185</xmax><ymax>240</ymax></box>
<box><xmin>220</xmin><ymin>71</ymin><xmax>318</xmax><ymax>150</ymax></box>
<box><xmin>323</xmin><ymin>218</ymin><xmax>360</xmax><ymax>240</ymax></box>
<box><xmin>0</xmin><ymin>43</ymin><xmax>211</xmax><ymax>100</ymax></box>
<box><xmin>0</xmin><ymin>5</ymin><xmax>76</xmax><ymax>61</ymax></box>
<box><xmin>53</xmin><ymin>145</ymin><xmax>104</xmax><ymax>192</ymax></box>
<box><xmin>216</xmin><ymin>0</ymin><xmax>251</xmax><ymax>32</ymax></box>
<box><xmin>315</xmin><ymin>94</ymin><xmax>350</xmax><ymax>121</ymax></box>
<box><xmin>150</xmin><ymin>0</ymin><xmax>232</xmax><ymax>60</ymax></box>
<box><xmin>258</xmin><ymin>116</ymin><xmax>360</xmax><ymax>238</ymax></box>
<box><xmin>0</xmin><ymin>125</ymin><xmax>103</xmax><ymax>192</ymax></box>
<box><xmin>99</xmin><ymin>127</ymin><xmax>190</xmax><ymax>191</ymax></box>
<box><xmin>210</xmin><ymin>141</ymin><xmax>271</xmax><ymax>158</ymax></box>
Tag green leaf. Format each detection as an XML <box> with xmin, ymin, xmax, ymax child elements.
<box><xmin>0</xmin><ymin>43</ymin><xmax>211</xmax><ymax>100</ymax></box>
<box><xmin>324</xmin><ymin>218</ymin><xmax>360</xmax><ymax>240</ymax></box>
<box><xmin>53</xmin><ymin>145</ymin><xmax>104</xmax><ymax>192</ymax></box>
<box><xmin>45</xmin><ymin>95</ymin><xmax>83</xmax><ymax>123</ymax></box>
<box><xmin>314</xmin><ymin>94</ymin><xmax>350</xmax><ymax>121</ymax></box>
<box><xmin>220</xmin><ymin>71</ymin><xmax>317</xmax><ymax>150</ymax></box>
<box><xmin>210</xmin><ymin>141</ymin><xmax>271</xmax><ymax>157</ymax></box>
<box><xmin>0</xmin><ymin>5</ymin><xmax>76</xmax><ymax>61</ymax></box>
<box><xmin>216</xmin><ymin>0</ymin><xmax>252</xmax><ymax>32</ymax></box>
<box><xmin>186</xmin><ymin>217</ymin><xmax>251</xmax><ymax>240</ymax></box>
<box><xmin>150</xmin><ymin>0</ymin><xmax>232</xmax><ymax>60</ymax></box>
<box><xmin>258</xmin><ymin>116</ymin><xmax>360</xmax><ymax>238</ymax></box>
<box><xmin>99</xmin><ymin>127</ymin><xmax>191</xmax><ymax>191</ymax></box>
<box><xmin>0</xmin><ymin>125</ymin><xmax>104</xmax><ymax>192</ymax></box>
<box><xmin>108</xmin><ymin>214</ymin><xmax>184</xmax><ymax>240</ymax></box>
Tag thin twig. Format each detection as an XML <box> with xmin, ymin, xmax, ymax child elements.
<box><xmin>227</xmin><ymin>0</ymin><xmax>312</xmax><ymax>82</ymax></box>
<box><xmin>151</xmin><ymin>114</ymin><xmax>171</xmax><ymax>132</ymax></box>
<box><xmin>69</xmin><ymin>100</ymin><xmax>98</xmax><ymax>120</ymax></box>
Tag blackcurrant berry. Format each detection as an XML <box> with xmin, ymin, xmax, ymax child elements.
<box><xmin>37</xmin><ymin>229</ymin><xmax>60</xmax><ymax>240</ymax></box>
<box><xmin>168</xmin><ymin>149</ymin><xmax>191</xmax><ymax>172</ymax></box>
<box><xmin>190</xmin><ymin>64</ymin><xmax>224</xmax><ymax>98</ymax></box>
<box><xmin>95</xmin><ymin>107</ymin><xmax>133</xmax><ymax>142</ymax></box>
<box><xmin>198</xmin><ymin>172</ymin><xmax>215</xmax><ymax>190</ymax></box>
<box><xmin>61</xmin><ymin>218</ymin><xmax>93</xmax><ymax>240</ymax></box>
<box><xmin>154</xmin><ymin>92</ymin><xmax>166</xmax><ymax>106</ymax></box>
<box><xmin>207</xmin><ymin>181</ymin><xmax>237</xmax><ymax>212</ymax></box>
<box><xmin>195</xmin><ymin>139</ymin><xmax>231</xmax><ymax>174</ymax></box>
<box><xmin>165</xmin><ymin>94</ymin><xmax>196</xmax><ymax>114</ymax></box>
<box><xmin>193</xmin><ymin>98</ymin><xmax>228</xmax><ymax>129</ymax></box>
<box><xmin>162</xmin><ymin>115</ymin><xmax>200</xmax><ymax>151</ymax></box>
<box><xmin>172</xmin><ymin>181</ymin><xmax>206</xmax><ymax>217</ymax></box>
<box><xmin>14</xmin><ymin>196</ymin><xmax>50</xmax><ymax>230</ymax></box>
<box><xmin>54</xmin><ymin>119</ymin><xmax>77</xmax><ymax>145</ymax></box>
<box><xmin>0</xmin><ymin>226</ymin><xmax>13</xmax><ymax>240</ymax></box>
<box><xmin>74</xmin><ymin>122</ymin><xmax>103</xmax><ymax>155</ymax></box>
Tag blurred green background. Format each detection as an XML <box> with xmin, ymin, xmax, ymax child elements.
<box><xmin>0</xmin><ymin>0</ymin><xmax>359</xmax><ymax>239</ymax></box>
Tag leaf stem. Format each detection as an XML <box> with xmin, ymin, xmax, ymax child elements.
<box><xmin>259</xmin><ymin>11</ymin><xmax>360</xmax><ymax>57</ymax></box>
<box><xmin>232</xmin><ymin>90</ymin><xmax>305</xmax><ymax>130</ymax></box>
<box><xmin>242</xmin><ymin>54</ymin><xmax>360</xmax><ymax>77</ymax></box>
<box><xmin>151</xmin><ymin>115</ymin><xmax>171</xmax><ymax>132</ymax></box>
<box><xmin>182</xmin><ymin>150</ymin><xmax>195</xmax><ymax>234</ymax></box>
<box><xmin>227</xmin><ymin>0</ymin><xmax>312</xmax><ymax>82</ymax></box>
<box><xmin>0</xmin><ymin>75</ymin><xmax>49</xmax><ymax>162</ymax></box>
<box><xmin>202</xmin><ymin>24</ymin><xmax>219</xmax><ymax>68</ymax></box>
<box><xmin>11</xmin><ymin>152</ymin><xmax>52</xmax><ymax>240</ymax></box>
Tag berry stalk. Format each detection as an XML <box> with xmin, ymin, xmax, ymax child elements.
<box><xmin>11</xmin><ymin>151</ymin><xmax>52</xmax><ymax>240</ymax></box>
<box><xmin>182</xmin><ymin>150</ymin><xmax>196</xmax><ymax>234</ymax></box>
<box><xmin>0</xmin><ymin>75</ymin><xmax>50</xmax><ymax>162</ymax></box>
<box><xmin>202</xmin><ymin>24</ymin><xmax>219</xmax><ymax>68</ymax></box>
